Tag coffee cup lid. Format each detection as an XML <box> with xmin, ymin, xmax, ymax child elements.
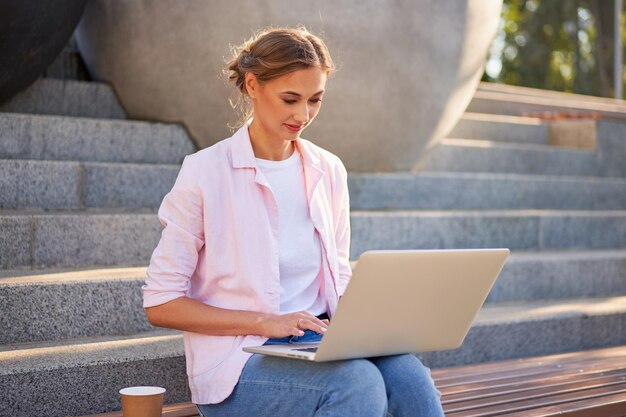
<box><xmin>119</xmin><ymin>386</ymin><xmax>166</xmax><ymax>396</ymax></box>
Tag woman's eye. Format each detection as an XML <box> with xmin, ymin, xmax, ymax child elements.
<box><xmin>282</xmin><ymin>98</ymin><xmax>322</xmax><ymax>104</ymax></box>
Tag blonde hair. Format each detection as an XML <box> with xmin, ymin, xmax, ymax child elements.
<box><xmin>225</xmin><ymin>26</ymin><xmax>335</xmax><ymax>126</ymax></box>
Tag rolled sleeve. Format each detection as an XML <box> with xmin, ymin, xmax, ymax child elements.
<box><xmin>143</xmin><ymin>155</ymin><xmax>205</xmax><ymax>308</ymax></box>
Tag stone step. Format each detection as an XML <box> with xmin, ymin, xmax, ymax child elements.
<box><xmin>3</xmin><ymin>209</ymin><xmax>626</xmax><ymax>269</ymax></box>
<box><xmin>448</xmin><ymin>112</ymin><xmax>548</xmax><ymax>145</ymax></box>
<box><xmin>0</xmin><ymin>112</ymin><xmax>194</xmax><ymax>164</ymax></box>
<box><xmin>2</xmin><ymin>250</ymin><xmax>626</xmax><ymax>345</ymax></box>
<box><xmin>595</xmin><ymin>119</ymin><xmax>626</xmax><ymax>178</ymax></box>
<box><xmin>420</xmin><ymin>296</ymin><xmax>626</xmax><ymax>368</ymax></box>
<box><xmin>348</xmin><ymin>172</ymin><xmax>626</xmax><ymax>210</ymax></box>
<box><xmin>476</xmin><ymin>81</ymin><xmax>626</xmax><ymax>106</ymax></box>
<box><xmin>7</xmin><ymin>160</ymin><xmax>626</xmax><ymax>211</ymax></box>
<box><xmin>0</xmin><ymin>160</ymin><xmax>179</xmax><ymax>210</ymax></box>
<box><xmin>0</xmin><ymin>78</ymin><xmax>125</xmax><ymax>119</ymax></box>
<box><xmin>488</xmin><ymin>249</ymin><xmax>626</xmax><ymax>303</ymax></box>
<box><xmin>477</xmin><ymin>82</ymin><xmax>626</xmax><ymax>106</ymax></box>
<box><xmin>0</xmin><ymin>210</ymin><xmax>161</xmax><ymax>270</ymax></box>
<box><xmin>4</xmin><ymin>297</ymin><xmax>626</xmax><ymax>416</ymax></box>
<box><xmin>349</xmin><ymin>209</ymin><xmax>626</xmax><ymax>259</ymax></box>
<box><xmin>467</xmin><ymin>87</ymin><xmax>626</xmax><ymax>119</ymax></box>
<box><xmin>0</xmin><ymin>267</ymin><xmax>152</xmax><ymax>345</ymax></box>
<box><xmin>0</xmin><ymin>330</ymin><xmax>188</xmax><ymax>417</ymax></box>
<box><xmin>418</xmin><ymin>138</ymin><xmax>598</xmax><ymax>176</ymax></box>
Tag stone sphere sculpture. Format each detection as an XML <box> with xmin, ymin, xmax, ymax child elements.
<box><xmin>76</xmin><ymin>1</ymin><xmax>501</xmax><ymax>171</ymax></box>
<box><xmin>0</xmin><ymin>0</ymin><xmax>87</xmax><ymax>104</ymax></box>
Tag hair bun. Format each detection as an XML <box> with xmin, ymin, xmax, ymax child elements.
<box><xmin>240</xmin><ymin>50</ymin><xmax>255</xmax><ymax>67</ymax></box>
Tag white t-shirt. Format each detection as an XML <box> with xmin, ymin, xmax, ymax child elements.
<box><xmin>255</xmin><ymin>148</ymin><xmax>326</xmax><ymax>315</ymax></box>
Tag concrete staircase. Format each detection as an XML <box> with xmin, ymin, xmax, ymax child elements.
<box><xmin>2</xmin><ymin>64</ymin><xmax>626</xmax><ymax>416</ymax></box>
<box><xmin>0</xmin><ymin>71</ymin><xmax>194</xmax><ymax>417</ymax></box>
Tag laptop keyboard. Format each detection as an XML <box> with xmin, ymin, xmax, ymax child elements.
<box><xmin>292</xmin><ymin>347</ymin><xmax>318</xmax><ymax>353</ymax></box>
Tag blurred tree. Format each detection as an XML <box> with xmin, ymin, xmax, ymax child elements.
<box><xmin>483</xmin><ymin>0</ymin><xmax>625</xmax><ymax>98</ymax></box>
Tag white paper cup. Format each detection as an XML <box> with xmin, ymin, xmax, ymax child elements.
<box><xmin>119</xmin><ymin>386</ymin><xmax>166</xmax><ymax>417</ymax></box>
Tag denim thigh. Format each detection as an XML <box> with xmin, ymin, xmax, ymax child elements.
<box><xmin>196</xmin><ymin>353</ymin><xmax>388</xmax><ymax>417</ymax></box>
<box><xmin>367</xmin><ymin>354</ymin><xmax>444</xmax><ymax>417</ymax></box>
<box><xmin>197</xmin><ymin>330</ymin><xmax>443</xmax><ymax>417</ymax></box>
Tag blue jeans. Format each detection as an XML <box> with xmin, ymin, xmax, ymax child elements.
<box><xmin>196</xmin><ymin>330</ymin><xmax>444</xmax><ymax>417</ymax></box>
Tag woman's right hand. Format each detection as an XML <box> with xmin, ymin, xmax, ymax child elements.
<box><xmin>256</xmin><ymin>311</ymin><xmax>330</xmax><ymax>338</ymax></box>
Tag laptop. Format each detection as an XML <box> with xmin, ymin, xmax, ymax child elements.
<box><xmin>243</xmin><ymin>248</ymin><xmax>510</xmax><ymax>362</ymax></box>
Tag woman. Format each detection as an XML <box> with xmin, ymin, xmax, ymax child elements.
<box><xmin>142</xmin><ymin>26</ymin><xmax>444</xmax><ymax>417</ymax></box>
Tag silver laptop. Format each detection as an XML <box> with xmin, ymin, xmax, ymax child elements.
<box><xmin>243</xmin><ymin>248</ymin><xmax>509</xmax><ymax>362</ymax></box>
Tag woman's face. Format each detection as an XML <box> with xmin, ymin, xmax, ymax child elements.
<box><xmin>246</xmin><ymin>67</ymin><xmax>327</xmax><ymax>143</ymax></box>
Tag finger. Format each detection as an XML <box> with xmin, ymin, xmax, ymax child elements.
<box><xmin>311</xmin><ymin>317</ymin><xmax>330</xmax><ymax>331</ymax></box>
<box><xmin>300</xmin><ymin>312</ymin><xmax>329</xmax><ymax>330</ymax></box>
<box><xmin>299</xmin><ymin>319</ymin><xmax>328</xmax><ymax>334</ymax></box>
<box><xmin>321</xmin><ymin>319</ymin><xmax>330</xmax><ymax>325</ymax></box>
<box><xmin>296</xmin><ymin>312</ymin><xmax>329</xmax><ymax>333</ymax></box>
<box><xmin>291</xmin><ymin>326</ymin><xmax>305</xmax><ymax>337</ymax></box>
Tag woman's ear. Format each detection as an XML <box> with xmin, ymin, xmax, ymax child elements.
<box><xmin>245</xmin><ymin>72</ymin><xmax>258</xmax><ymax>99</ymax></box>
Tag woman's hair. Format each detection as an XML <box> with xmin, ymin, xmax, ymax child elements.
<box><xmin>225</xmin><ymin>26</ymin><xmax>335</xmax><ymax>126</ymax></box>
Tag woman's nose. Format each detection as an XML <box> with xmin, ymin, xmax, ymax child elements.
<box><xmin>294</xmin><ymin>103</ymin><xmax>310</xmax><ymax>124</ymax></box>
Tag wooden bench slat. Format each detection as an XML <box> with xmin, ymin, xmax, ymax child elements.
<box><xmin>443</xmin><ymin>376</ymin><xmax>626</xmax><ymax>412</ymax></box>
<box><xmin>445</xmin><ymin>384</ymin><xmax>626</xmax><ymax>417</ymax></box>
<box><xmin>433</xmin><ymin>355</ymin><xmax>626</xmax><ymax>387</ymax></box>
<box><xmin>440</xmin><ymin>366</ymin><xmax>626</xmax><ymax>397</ymax></box>
<box><xmin>161</xmin><ymin>402</ymin><xmax>199</xmax><ymax>417</ymax></box>
<box><xmin>432</xmin><ymin>345</ymin><xmax>626</xmax><ymax>381</ymax></box>
<box><xmin>78</xmin><ymin>402</ymin><xmax>199</xmax><ymax>417</ymax></box>
<box><xmin>435</xmin><ymin>355</ymin><xmax>626</xmax><ymax>388</ymax></box>
<box><xmin>496</xmin><ymin>391</ymin><xmax>626</xmax><ymax>417</ymax></box>
<box><xmin>435</xmin><ymin>355</ymin><xmax>626</xmax><ymax>385</ymax></box>
<box><xmin>442</xmin><ymin>369</ymin><xmax>626</xmax><ymax>404</ymax></box>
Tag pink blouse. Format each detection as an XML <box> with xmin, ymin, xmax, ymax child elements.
<box><xmin>142</xmin><ymin>121</ymin><xmax>352</xmax><ymax>404</ymax></box>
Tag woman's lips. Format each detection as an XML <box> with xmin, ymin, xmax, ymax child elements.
<box><xmin>284</xmin><ymin>123</ymin><xmax>303</xmax><ymax>132</ymax></box>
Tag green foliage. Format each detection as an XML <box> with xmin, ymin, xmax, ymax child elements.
<box><xmin>485</xmin><ymin>0</ymin><xmax>625</xmax><ymax>97</ymax></box>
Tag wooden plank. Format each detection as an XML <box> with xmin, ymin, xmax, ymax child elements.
<box><xmin>77</xmin><ymin>402</ymin><xmax>199</xmax><ymax>417</ymax></box>
<box><xmin>445</xmin><ymin>385</ymin><xmax>626</xmax><ymax>417</ymax></box>
<box><xmin>161</xmin><ymin>402</ymin><xmax>199</xmax><ymax>417</ymax></box>
<box><xmin>500</xmin><ymin>392</ymin><xmax>626</xmax><ymax>417</ymax></box>
<box><xmin>435</xmin><ymin>355</ymin><xmax>626</xmax><ymax>388</ymax></box>
<box><xmin>435</xmin><ymin>357</ymin><xmax>624</xmax><ymax>386</ymax></box>
<box><xmin>443</xmin><ymin>376</ymin><xmax>626</xmax><ymax>412</ymax></box>
<box><xmin>433</xmin><ymin>348</ymin><xmax>626</xmax><ymax>384</ymax></box>
<box><xmin>439</xmin><ymin>366</ymin><xmax>626</xmax><ymax>397</ymax></box>
<box><xmin>432</xmin><ymin>345</ymin><xmax>626</xmax><ymax>381</ymax></box>
<box><xmin>442</xmin><ymin>368</ymin><xmax>626</xmax><ymax>404</ymax></box>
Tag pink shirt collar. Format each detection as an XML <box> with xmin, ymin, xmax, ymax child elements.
<box><xmin>230</xmin><ymin>120</ymin><xmax>322</xmax><ymax>170</ymax></box>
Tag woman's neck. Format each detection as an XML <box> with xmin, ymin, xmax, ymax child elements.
<box><xmin>248</xmin><ymin>120</ymin><xmax>294</xmax><ymax>161</ymax></box>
